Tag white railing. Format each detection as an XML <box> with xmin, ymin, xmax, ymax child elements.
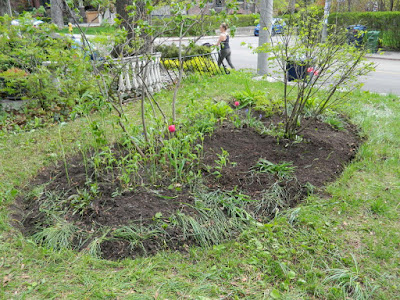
<box><xmin>114</xmin><ymin>52</ymin><xmax>162</xmax><ymax>94</ymax></box>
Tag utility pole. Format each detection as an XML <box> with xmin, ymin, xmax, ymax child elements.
<box><xmin>257</xmin><ymin>0</ymin><xmax>273</xmax><ymax>75</ymax></box>
<box><xmin>321</xmin><ymin>0</ymin><xmax>332</xmax><ymax>42</ymax></box>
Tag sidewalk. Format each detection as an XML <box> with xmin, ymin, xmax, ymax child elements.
<box><xmin>364</xmin><ymin>51</ymin><xmax>400</xmax><ymax>61</ymax></box>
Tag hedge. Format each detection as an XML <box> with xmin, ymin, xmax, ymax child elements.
<box><xmin>329</xmin><ymin>12</ymin><xmax>400</xmax><ymax>50</ymax></box>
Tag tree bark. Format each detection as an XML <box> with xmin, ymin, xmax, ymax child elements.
<box><xmin>321</xmin><ymin>0</ymin><xmax>332</xmax><ymax>42</ymax></box>
<box><xmin>288</xmin><ymin>0</ymin><xmax>296</xmax><ymax>14</ymax></box>
<box><xmin>50</xmin><ymin>0</ymin><xmax>64</xmax><ymax>29</ymax></box>
<box><xmin>0</xmin><ymin>0</ymin><xmax>12</xmax><ymax>16</ymax></box>
<box><xmin>32</xmin><ymin>0</ymin><xmax>40</xmax><ymax>9</ymax></box>
<box><xmin>113</xmin><ymin>0</ymin><xmax>150</xmax><ymax>57</ymax></box>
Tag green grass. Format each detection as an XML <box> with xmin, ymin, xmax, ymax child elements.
<box><xmin>1</xmin><ymin>72</ymin><xmax>399</xmax><ymax>298</ymax></box>
<box><xmin>57</xmin><ymin>25</ymin><xmax>116</xmax><ymax>36</ymax></box>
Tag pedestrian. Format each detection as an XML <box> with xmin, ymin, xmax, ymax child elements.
<box><xmin>216</xmin><ymin>23</ymin><xmax>235</xmax><ymax>70</ymax></box>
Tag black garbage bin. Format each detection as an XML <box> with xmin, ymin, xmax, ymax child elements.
<box><xmin>346</xmin><ymin>25</ymin><xmax>367</xmax><ymax>48</ymax></box>
<box><xmin>286</xmin><ymin>59</ymin><xmax>309</xmax><ymax>82</ymax></box>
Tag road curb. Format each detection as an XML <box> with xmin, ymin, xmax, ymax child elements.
<box><xmin>365</xmin><ymin>55</ymin><xmax>400</xmax><ymax>61</ymax></box>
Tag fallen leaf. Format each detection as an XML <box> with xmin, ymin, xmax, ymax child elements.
<box><xmin>3</xmin><ymin>275</ymin><xmax>11</xmax><ymax>287</ymax></box>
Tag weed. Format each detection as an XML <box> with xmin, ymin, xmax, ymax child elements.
<box><xmin>207</xmin><ymin>148</ymin><xmax>236</xmax><ymax>178</ymax></box>
<box><xmin>208</xmin><ymin>100</ymin><xmax>233</xmax><ymax>120</ymax></box>
<box><xmin>171</xmin><ymin>190</ymin><xmax>252</xmax><ymax>247</ymax></box>
<box><xmin>251</xmin><ymin>158</ymin><xmax>296</xmax><ymax>179</ymax></box>
<box><xmin>369</xmin><ymin>198</ymin><xmax>389</xmax><ymax>215</ymax></box>
<box><xmin>84</xmin><ymin>228</ymin><xmax>111</xmax><ymax>258</ymax></box>
<box><xmin>323</xmin><ymin>255</ymin><xmax>377</xmax><ymax>300</ymax></box>
<box><xmin>113</xmin><ymin>225</ymin><xmax>162</xmax><ymax>254</ymax></box>
<box><xmin>325</xmin><ymin>116</ymin><xmax>345</xmax><ymax>130</ymax></box>
<box><xmin>32</xmin><ymin>219</ymin><xmax>78</xmax><ymax>250</ymax></box>
<box><xmin>254</xmin><ymin>182</ymin><xmax>297</xmax><ymax>218</ymax></box>
<box><xmin>233</xmin><ymin>83</ymin><xmax>268</xmax><ymax>109</ymax></box>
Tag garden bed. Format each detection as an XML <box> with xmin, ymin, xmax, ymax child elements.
<box><xmin>12</xmin><ymin>112</ymin><xmax>360</xmax><ymax>260</ymax></box>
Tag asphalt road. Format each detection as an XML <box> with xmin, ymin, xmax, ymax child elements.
<box><xmin>194</xmin><ymin>35</ymin><xmax>400</xmax><ymax>95</ymax></box>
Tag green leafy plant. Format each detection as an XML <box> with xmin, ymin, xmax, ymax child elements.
<box><xmin>208</xmin><ymin>148</ymin><xmax>237</xmax><ymax>179</ymax></box>
<box><xmin>259</xmin><ymin>7</ymin><xmax>375</xmax><ymax>138</ymax></box>
<box><xmin>208</xmin><ymin>100</ymin><xmax>233</xmax><ymax>120</ymax></box>
<box><xmin>251</xmin><ymin>158</ymin><xmax>296</xmax><ymax>179</ymax></box>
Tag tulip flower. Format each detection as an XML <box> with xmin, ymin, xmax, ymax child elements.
<box><xmin>314</xmin><ymin>70</ymin><xmax>319</xmax><ymax>76</ymax></box>
<box><xmin>168</xmin><ymin>125</ymin><xmax>176</xmax><ymax>133</ymax></box>
<box><xmin>307</xmin><ymin>67</ymin><xmax>314</xmax><ymax>73</ymax></box>
<box><xmin>234</xmin><ymin>101</ymin><xmax>240</xmax><ymax>107</ymax></box>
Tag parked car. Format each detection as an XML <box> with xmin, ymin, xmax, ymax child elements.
<box><xmin>71</xmin><ymin>36</ymin><xmax>103</xmax><ymax>61</ymax></box>
<box><xmin>254</xmin><ymin>18</ymin><xmax>286</xmax><ymax>36</ymax></box>
<box><xmin>11</xmin><ymin>19</ymin><xmax>44</xmax><ymax>28</ymax></box>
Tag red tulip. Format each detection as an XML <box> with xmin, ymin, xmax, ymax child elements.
<box><xmin>234</xmin><ymin>101</ymin><xmax>240</xmax><ymax>107</ymax></box>
<box><xmin>314</xmin><ymin>70</ymin><xmax>319</xmax><ymax>76</ymax></box>
<box><xmin>307</xmin><ymin>67</ymin><xmax>314</xmax><ymax>73</ymax></box>
<box><xmin>168</xmin><ymin>125</ymin><xmax>176</xmax><ymax>133</ymax></box>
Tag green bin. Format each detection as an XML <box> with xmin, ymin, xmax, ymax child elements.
<box><xmin>366</xmin><ymin>31</ymin><xmax>380</xmax><ymax>53</ymax></box>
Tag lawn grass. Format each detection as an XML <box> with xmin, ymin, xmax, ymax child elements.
<box><xmin>0</xmin><ymin>72</ymin><xmax>399</xmax><ymax>299</ymax></box>
<box><xmin>57</xmin><ymin>25</ymin><xmax>117</xmax><ymax>36</ymax></box>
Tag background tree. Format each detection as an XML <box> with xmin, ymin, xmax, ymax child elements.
<box><xmin>50</xmin><ymin>0</ymin><xmax>64</xmax><ymax>29</ymax></box>
<box><xmin>0</xmin><ymin>0</ymin><xmax>12</xmax><ymax>16</ymax></box>
<box><xmin>288</xmin><ymin>0</ymin><xmax>296</xmax><ymax>13</ymax></box>
<box><xmin>257</xmin><ymin>0</ymin><xmax>273</xmax><ymax>75</ymax></box>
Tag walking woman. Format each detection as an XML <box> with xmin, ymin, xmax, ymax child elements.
<box><xmin>216</xmin><ymin>23</ymin><xmax>235</xmax><ymax>69</ymax></box>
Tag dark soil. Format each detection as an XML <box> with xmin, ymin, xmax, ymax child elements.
<box><xmin>202</xmin><ymin>119</ymin><xmax>359</xmax><ymax>195</ymax></box>
<box><xmin>12</xmin><ymin>115</ymin><xmax>360</xmax><ymax>260</ymax></box>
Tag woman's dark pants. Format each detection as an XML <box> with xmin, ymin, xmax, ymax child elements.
<box><xmin>218</xmin><ymin>49</ymin><xmax>235</xmax><ymax>69</ymax></box>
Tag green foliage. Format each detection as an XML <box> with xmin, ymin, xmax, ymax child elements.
<box><xmin>162</xmin><ymin>56</ymin><xmax>221</xmax><ymax>75</ymax></box>
<box><xmin>152</xmin><ymin>14</ymin><xmax>257</xmax><ymax>37</ymax></box>
<box><xmin>171</xmin><ymin>190</ymin><xmax>252</xmax><ymax>247</ymax></box>
<box><xmin>0</xmin><ymin>70</ymin><xmax>400</xmax><ymax>299</ymax></box>
<box><xmin>329</xmin><ymin>12</ymin><xmax>400</xmax><ymax>50</ymax></box>
<box><xmin>323</xmin><ymin>255</ymin><xmax>377</xmax><ymax>299</ymax></box>
<box><xmin>208</xmin><ymin>148</ymin><xmax>236</xmax><ymax>178</ymax></box>
<box><xmin>32</xmin><ymin>220</ymin><xmax>78</xmax><ymax>250</ymax></box>
<box><xmin>208</xmin><ymin>100</ymin><xmax>233</xmax><ymax>119</ymax></box>
<box><xmin>155</xmin><ymin>43</ymin><xmax>211</xmax><ymax>59</ymax></box>
<box><xmin>261</xmin><ymin>7</ymin><xmax>374</xmax><ymax>138</ymax></box>
<box><xmin>0</xmin><ymin>14</ymin><xmax>101</xmax><ymax>131</ymax></box>
<box><xmin>233</xmin><ymin>84</ymin><xmax>281</xmax><ymax>116</ymax></box>
<box><xmin>251</xmin><ymin>158</ymin><xmax>296</xmax><ymax>179</ymax></box>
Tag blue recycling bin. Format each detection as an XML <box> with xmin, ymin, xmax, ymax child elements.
<box><xmin>347</xmin><ymin>25</ymin><xmax>367</xmax><ymax>48</ymax></box>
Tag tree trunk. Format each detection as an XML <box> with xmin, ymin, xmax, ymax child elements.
<box><xmin>0</xmin><ymin>0</ymin><xmax>12</xmax><ymax>16</ymax></box>
<box><xmin>113</xmin><ymin>0</ymin><xmax>150</xmax><ymax>57</ymax></box>
<box><xmin>347</xmin><ymin>0</ymin><xmax>351</xmax><ymax>12</ymax></box>
<box><xmin>32</xmin><ymin>0</ymin><xmax>40</xmax><ymax>9</ymax></box>
<box><xmin>50</xmin><ymin>0</ymin><xmax>64</xmax><ymax>29</ymax></box>
<box><xmin>288</xmin><ymin>0</ymin><xmax>296</xmax><ymax>14</ymax></box>
<box><xmin>321</xmin><ymin>0</ymin><xmax>332</xmax><ymax>42</ymax></box>
<box><xmin>257</xmin><ymin>0</ymin><xmax>273</xmax><ymax>75</ymax></box>
<box><xmin>389</xmin><ymin>0</ymin><xmax>394</xmax><ymax>10</ymax></box>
